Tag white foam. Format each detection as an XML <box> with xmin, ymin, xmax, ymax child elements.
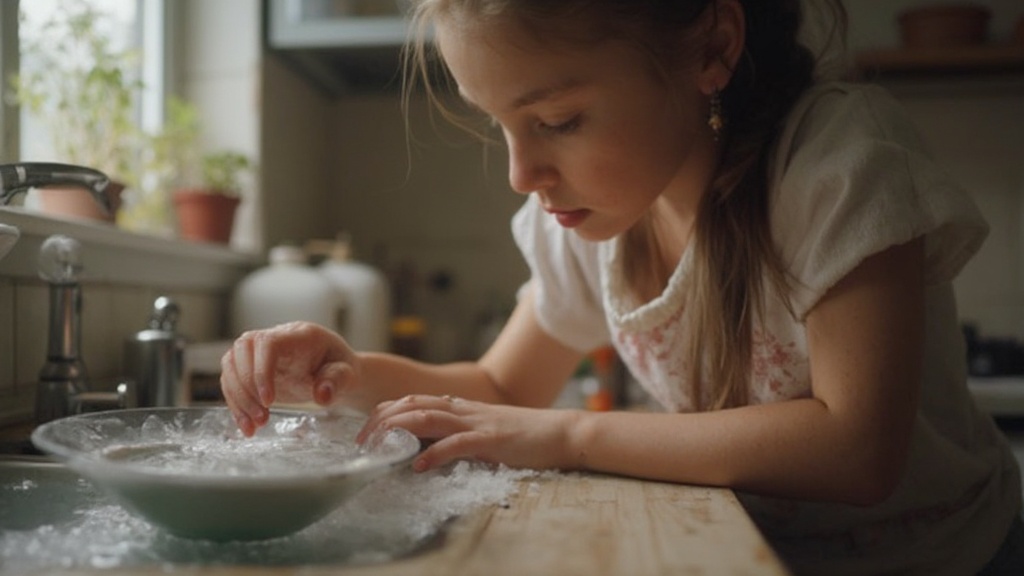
<box><xmin>94</xmin><ymin>412</ymin><xmax>366</xmax><ymax>477</ymax></box>
<box><xmin>0</xmin><ymin>461</ymin><xmax>537</xmax><ymax>572</ymax></box>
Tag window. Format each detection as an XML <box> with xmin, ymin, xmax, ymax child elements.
<box><xmin>2</xmin><ymin>0</ymin><xmax>167</xmax><ymax>230</ymax></box>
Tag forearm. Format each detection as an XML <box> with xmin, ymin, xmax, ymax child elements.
<box><xmin>567</xmin><ymin>398</ymin><xmax>910</xmax><ymax>506</ymax></box>
<box><xmin>349</xmin><ymin>352</ymin><xmax>510</xmax><ymax>412</ymax></box>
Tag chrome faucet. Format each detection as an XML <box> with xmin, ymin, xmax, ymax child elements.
<box><xmin>35</xmin><ymin>235</ymin><xmax>131</xmax><ymax>424</ymax></box>
<box><xmin>0</xmin><ymin>162</ymin><xmax>113</xmax><ymax>213</ymax></box>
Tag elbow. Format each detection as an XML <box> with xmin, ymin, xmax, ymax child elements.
<box><xmin>839</xmin><ymin>451</ymin><xmax>908</xmax><ymax>507</ymax></box>
<box><xmin>844</xmin><ymin>472</ymin><xmax>900</xmax><ymax>507</ymax></box>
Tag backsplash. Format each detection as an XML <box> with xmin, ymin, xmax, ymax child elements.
<box><xmin>0</xmin><ymin>277</ymin><xmax>229</xmax><ymax>425</ymax></box>
<box><xmin>0</xmin><ymin>211</ymin><xmax>252</xmax><ymax>425</ymax></box>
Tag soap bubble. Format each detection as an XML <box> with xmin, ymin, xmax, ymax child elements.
<box><xmin>0</xmin><ymin>460</ymin><xmax>537</xmax><ymax>572</ymax></box>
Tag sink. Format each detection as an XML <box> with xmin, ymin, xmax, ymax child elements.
<box><xmin>0</xmin><ymin>456</ymin><xmax>100</xmax><ymax>531</ymax></box>
<box><xmin>0</xmin><ymin>434</ymin><xmax>529</xmax><ymax>574</ymax></box>
<box><xmin>0</xmin><ymin>447</ymin><xmax>471</xmax><ymax>573</ymax></box>
<box><xmin>0</xmin><ymin>452</ymin><xmax>420</xmax><ymax>572</ymax></box>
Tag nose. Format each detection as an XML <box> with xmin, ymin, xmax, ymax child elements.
<box><xmin>507</xmin><ymin>136</ymin><xmax>558</xmax><ymax>195</ymax></box>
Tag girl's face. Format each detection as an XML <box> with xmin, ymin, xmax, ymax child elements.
<box><xmin>436</xmin><ymin>16</ymin><xmax>719</xmax><ymax>242</ymax></box>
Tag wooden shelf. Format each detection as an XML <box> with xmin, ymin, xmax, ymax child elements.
<box><xmin>856</xmin><ymin>44</ymin><xmax>1024</xmax><ymax>78</ymax></box>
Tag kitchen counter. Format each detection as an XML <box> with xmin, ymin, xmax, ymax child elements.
<box><xmin>36</xmin><ymin>472</ymin><xmax>789</xmax><ymax>576</ymax></box>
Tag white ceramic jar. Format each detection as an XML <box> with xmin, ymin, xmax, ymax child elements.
<box><xmin>231</xmin><ymin>245</ymin><xmax>344</xmax><ymax>336</ymax></box>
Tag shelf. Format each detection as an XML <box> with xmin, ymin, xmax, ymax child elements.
<box><xmin>856</xmin><ymin>44</ymin><xmax>1024</xmax><ymax>78</ymax></box>
<box><xmin>969</xmin><ymin>377</ymin><xmax>1024</xmax><ymax>417</ymax></box>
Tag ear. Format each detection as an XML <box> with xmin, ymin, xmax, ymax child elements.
<box><xmin>697</xmin><ymin>0</ymin><xmax>746</xmax><ymax>96</ymax></box>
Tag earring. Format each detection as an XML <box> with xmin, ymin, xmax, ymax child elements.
<box><xmin>707</xmin><ymin>90</ymin><xmax>724</xmax><ymax>141</ymax></box>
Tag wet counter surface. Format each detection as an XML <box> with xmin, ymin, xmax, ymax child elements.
<box><xmin>12</xmin><ymin>471</ymin><xmax>790</xmax><ymax>576</ymax></box>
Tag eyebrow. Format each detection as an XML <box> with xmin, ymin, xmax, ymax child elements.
<box><xmin>509</xmin><ymin>78</ymin><xmax>584</xmax><ymax>111</ymax></box>
<box><xmin>459</xmin><ymin>78</ymin><xmax>585</xmax><ymax>115</ymax></box>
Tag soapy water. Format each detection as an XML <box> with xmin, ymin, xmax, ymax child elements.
<box><xmin>44</xmin><ymin>409</ymin><xmax>392</xmax><ymax>478</ymax></box>
<box><xmin>0</xmin><ymin>460</ymin><xmax>537</xmax><ymax>573</ymax></box>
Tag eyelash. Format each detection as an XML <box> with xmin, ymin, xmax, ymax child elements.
<box><xmin>539</xmin><ymin>115</ymin><xmax>582</xmax><ymax>135</ymax></box>
<box><xmin>487</xmin><ymin>114</ymin><xmax>583</xmax><ymax>138</ymax></box>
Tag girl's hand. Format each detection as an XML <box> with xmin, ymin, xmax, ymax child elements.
<box><xmin>220</xmin><ymin>321</ymin><xmax>361</xmax><ymax>436</ymax></box>
<box><xmin>357</xmin><ymin>394</ymin><xmax>581</xmax><ymax>472</ymax></box>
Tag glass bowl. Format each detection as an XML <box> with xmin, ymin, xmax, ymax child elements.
<box><xmin>31</xmin><ymin>407</ymin><xmax>419</xmax><ymax>541</ymax></box>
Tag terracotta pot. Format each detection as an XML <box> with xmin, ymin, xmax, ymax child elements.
<box><xmin>35</xmin><ymin>181</ymin><xmax>125</xmax><ymax>224</ymax></box>
<box><xmin>899</xmin><ymin>4</ymin><xmax>992</xmax><ymax>49</ymax></box>
<box><xmin>173</xmin><ymin>188</ymin><xmax>240</xmax><ymax>244</ymax></box>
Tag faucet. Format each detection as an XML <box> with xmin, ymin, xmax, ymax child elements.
<box><xmin>34</xmin><ymin>235</ymin><xmax>131</xmax><ymax>424</ymax></box>
<box><xmin>0</xmin><ymin>162</ymin><xmax>113</xmax><ymax>213</ymax></box>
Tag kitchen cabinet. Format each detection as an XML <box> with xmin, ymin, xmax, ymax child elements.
<box><xmin>265</xmin><ymin>0</ymin><xmax>414</xmax><ymax>95</ymax></box>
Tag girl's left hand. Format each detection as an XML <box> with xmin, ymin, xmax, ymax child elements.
<box><xmin>357</xmin><ymin>394</ymin><xmax>580</xmax><ymax>472</ymax></box>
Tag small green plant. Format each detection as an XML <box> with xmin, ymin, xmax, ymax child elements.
<box><xmin>119</xmin><ymin>96</ymin><xmax>200</xmax><ymax>233</ymax></box>
<box><xmin>201</xmin><ymin>151</ymin><xmax>251</xmax><ymax>195</ymax></box>
<box><xmin>11</xmin><ymin>0</ymin><xmax>143</xmax><ymax>188</ymax></box>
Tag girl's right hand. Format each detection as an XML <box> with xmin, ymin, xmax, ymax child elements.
<box><xmin>220</xmin><ymin>321</ymin><xmax>362</xmax><ymax>436</ymax></box>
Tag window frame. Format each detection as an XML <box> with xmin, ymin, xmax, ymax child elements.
<box><xmin>0</xmin><ymin>0</ymin><xmax>256</xmax><ymax>289</ymax></box>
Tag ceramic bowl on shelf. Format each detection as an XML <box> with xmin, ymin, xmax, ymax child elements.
<box><xmin>31</xmin><ymin>407</ymin><xmax>420</xmax><ymax>541</ymax></box>
<box><xmin>898</xmin><ymin>4</ymin><xmax>992</xmax><ymax>49</ymax></box>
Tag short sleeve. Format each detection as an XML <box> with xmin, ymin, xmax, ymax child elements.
<box><xmin>511</xmin><ymin>196</ymin><xmax>610</xmax><ymax>351</ymax></box>
<box><xmin>770</xmin><ymin>83</ymin><xmax>989</xmax><ymax>319</ymax></box>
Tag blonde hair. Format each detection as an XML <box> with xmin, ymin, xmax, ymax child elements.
<box><xmin>404</xmin><ymin>0</ymin><xmax>845</xmax><ymax>411</ymax></box>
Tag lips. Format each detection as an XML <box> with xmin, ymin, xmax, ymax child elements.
<box><xmin>546</xmin><ymin>207</ymin><xmax>590</xmax><ymax>228</ymax></box>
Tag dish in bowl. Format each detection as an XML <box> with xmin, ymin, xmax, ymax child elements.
<box><xmin>31</xmin><ymin>407</ymin><xmax>419</xmax><ymax>541</ymax></box>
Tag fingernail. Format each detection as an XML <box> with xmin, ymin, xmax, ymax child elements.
<box><xmin>315</xmin><ymin>381</ymin><xmax>334</xmax><ymax>404</ymax></box>
<box><xmin>413</xmin><ymin>457</ymin><xmax>428</xmax><ymax>472</ymax></box>
<box><xmin>236</xmin><ymin>414</ymin><xmax>253</xmax><ymax>435</ymax></box>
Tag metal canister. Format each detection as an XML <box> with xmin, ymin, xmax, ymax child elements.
<box><xmin>124</xmin><ymin>296</ymin><xmax>187</xmax><ymax>407</ymax></box>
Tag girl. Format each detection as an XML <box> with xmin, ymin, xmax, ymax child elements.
<box><xmin>221</xmin><ymin>1</ymin><xmax>1024</xmax><ymax>573</ymax></box>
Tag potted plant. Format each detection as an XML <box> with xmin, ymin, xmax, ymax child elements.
<box><xmin>121</xmin><ymin>97</ymin><xmax>200</xmax><ymax>236</ymax></box>
<box><xmin>10</xmin><ymin>0</ymin><xmax>142</xmax><ymax>223</ymax></box>
<box><xmin>173</xmin><ymin>151</ymin><xmax>251</xmax><ymax>244</ymax></box>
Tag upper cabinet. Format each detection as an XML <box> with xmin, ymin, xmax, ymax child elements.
<box><xmin>265</xmin><ymin>0</ymin><xmax>413</xmax><ymax>96</ymax></box>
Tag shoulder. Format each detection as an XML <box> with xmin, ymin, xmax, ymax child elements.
<box><xmin>768</xmin><ymin>81</ymin><xmax>988</xmax><ymax>318</ymax></box>
<box><xmin>772</xmin><ymin>81</ymin><xmax>926</xmax><ymax>173</ymax></box>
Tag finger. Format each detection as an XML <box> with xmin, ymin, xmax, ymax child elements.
<box><xmin>413</xmin><ymin>431</ymin><xmax>488</xmax><ymax>472</ymax></box>
<box><xmin>249</xmin><ymin>330</ymin><xmax>277</xmax><ymax>406</ymax></box>
<box><xmin>231</xmin><ymin>333</ymin><xmax>258</xmax><ymax>399</ymax></box>
<box><xmin>358</xmin><ymin>395</ymin><xmax>462</xmax><ymax>442</ymax></box>
<box><xmin>374</xmin><ymin>409</ymin><xmax>469</xmax><ymax>445</ymax></box>
<box><xmin>219</xmin><ymin>351</ymin><xmax>266</xmax><ymax>435</ymax></box>
<box><xmin>312</xmin><ymin>361</ymin><xmax>357</xmax><ymax>406</ymax></box>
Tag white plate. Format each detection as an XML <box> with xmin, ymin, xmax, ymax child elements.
<box><xmin>32</xmin><ymin>407</ymin><xmax>419</xmax><ymax>541</ymax></box>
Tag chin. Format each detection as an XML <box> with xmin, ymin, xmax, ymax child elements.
<box><xmin>572</xmin><ymin>226</ymin><xmax>617</xmax><ymax>243</ymax></box>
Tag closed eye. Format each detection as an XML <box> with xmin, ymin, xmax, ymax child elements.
<box><xmin>539</xmin><ymin>115</ymin><xmax>582</xmax><ymax>136</ymax></box>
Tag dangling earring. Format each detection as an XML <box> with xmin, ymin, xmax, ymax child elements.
<box><xmin>707</xmin><ymin>90</ymin><xmax>724</xmax><ymax>141</ymax></box>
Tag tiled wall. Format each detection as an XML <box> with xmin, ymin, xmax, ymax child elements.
<box><xmin>0</xmin><ymin>275</ymin><xmax>229</xmax><ymax>424</ymax></box>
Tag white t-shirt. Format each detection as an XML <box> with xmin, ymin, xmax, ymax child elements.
<box><xmin>511</xmin><ymin>81</ymin><xmax>1022</xmax><ymax>575</ymax></box>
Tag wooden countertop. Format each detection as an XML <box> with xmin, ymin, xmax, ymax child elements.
<box><xmin>48</xmin><ymin>472</ymin><xmax>789</xmax><ymax>576</ymax></box>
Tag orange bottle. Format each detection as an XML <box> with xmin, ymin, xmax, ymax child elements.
<box><xmin>585</xmin><ymin>346</ymin><xmax>617</xmax><ymax>411</ymax></box>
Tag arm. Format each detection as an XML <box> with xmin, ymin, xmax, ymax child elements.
<box><xmin>571</xmin><ymin>237</ymin><xmax>926</xmax><ymax>504</ymax></box>
<box><xmin>368</xmin><ymin>238</ymin><xmax>925</xmax><ymax>505</ymax></box>
<box><xmin>220</xmin><ymin>284</ymin><xmax>583</xmax><ymax>433</ymax></box>
<box><xmin>353</xmin><ymin>285</ymin><xmax>584</xmax><ymax>410</ymax></box>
